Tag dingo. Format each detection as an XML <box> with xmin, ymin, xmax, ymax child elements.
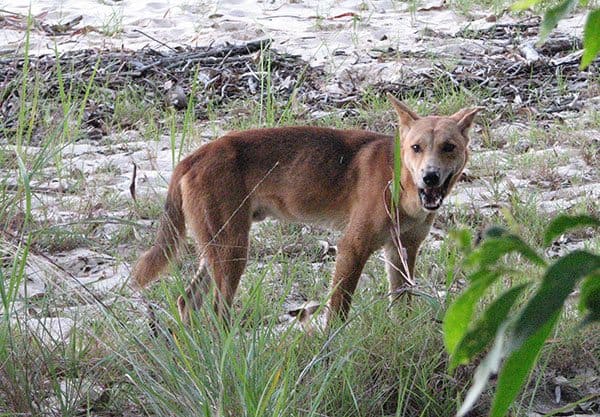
<box><xmin>132</xmin><ymin>94</ymin><xmax>480</xmax><ymax>325</ymax></box>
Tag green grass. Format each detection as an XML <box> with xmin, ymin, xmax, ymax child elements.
<box><xmin>1</xmin><ymin>20</ymin><xmax>599</xmax><ymax>417</ymax></box>
<box><xmin>105</xmin><ymin>288</ymin><xmax>463</xmax><ymax>417</ymax></box>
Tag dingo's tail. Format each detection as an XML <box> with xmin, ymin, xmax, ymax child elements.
<box><xmin>131</xmin><ymin>167</ymin><xmax>187</xmax><ymax>288</ymax></box>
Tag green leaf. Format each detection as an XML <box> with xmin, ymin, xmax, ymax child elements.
<box><xmin>483</xmin><ymin>226</ymin><xmax>508</xmax><ymax>239</ymax></box>
<box><xmin>16</xmin><ymin>155</ymin><xmax>32</xmax><ymax>225</ymax></box>
<box><xmin>538</xmin><ymin>0</ymin><xmax>579</xmax><ymax>43</ymax></box>
<box><xmin>512</xmin><ymin>250</ymin><xmax>600</xmax><ymax>350</ymax></box>
<box><xmin>465</xmin><ymin>234</ymin><xmax>546</xmax><ymax>271</ymax></box>
<box><xmin>450</xmin><ymin>283</ymin><xmax>529</xmax><ymax>370</ymax></box>
<box><xmin>490</xmin><ymin>312</ymin><xmax>559</xmax><ymax>417</ymax></box>
<box><xmin>391</xmin><ymin>129</ymin><xmax>402</xmax><ymax>210</ymax></box>
<box><xmin>581</xmin><ymin>9</ymin><xmax>600</xmax><ymax>69</ymax></box>
<box><xmin>511</xmin><ymin>0</ymin><xmax>543</xmax><ymax>11</ymax></box>
<box><xmin>544</xmin><ymin>214</ymin><xmax>600</xmax><ymax>246</ymax></box>
<box><xmin>579</xmin><ymin>272</ymin><xmax>600</xmax><ymax>323</ymax></box>
<box><xmin>443</xmin><ymin>270</ymin><xmax>503</xmax><ymax>356</ymax></box>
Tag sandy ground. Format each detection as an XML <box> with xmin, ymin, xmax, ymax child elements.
<box><xmin>1</xmin><ymin>4</ymin><xmax>599</xmax><ymax>412</ymax></box>
<box><xmin>2</xmin><ymin>0</ymin><xmax>589</xmax><ymax>68</ymax></box>
<box><xmin>8</xmin><ymin>0</ymin><xmax>470</xmax><ymax>59</ymax></box>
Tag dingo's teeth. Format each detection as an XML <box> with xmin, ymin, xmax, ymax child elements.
<box><xmin>418</xmin><ymin>172</ymin><xmax>454</xmax><ymax>211</ymax></box>
<box><xmin>419</xmin><ymin>187</ymin><xmax>443</xmax><ymax>211</ymax></box>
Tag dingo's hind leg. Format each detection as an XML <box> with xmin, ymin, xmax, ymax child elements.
<box><xmin>178</xmin><ymin>177</ymin><xmax>251</xmax><ymax>325</ymax></box>
<box><xmin>177</xmin><ymin>260</ymin><xmax>211</xmax><ymax>324</ymax></box>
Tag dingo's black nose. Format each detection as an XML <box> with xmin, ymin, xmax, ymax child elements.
<box><xmin>423</xmin><ymin>171</ymin><xmax>440</xmax><ymax>187</ymax></box>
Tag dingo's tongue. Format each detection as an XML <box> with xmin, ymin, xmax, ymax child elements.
<box><xmin>419</xmin><ymin>187</ymin><xmax>443</xmax><ymax>210</ymax></box>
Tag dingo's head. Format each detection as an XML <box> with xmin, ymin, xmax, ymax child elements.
<box><xmin>387</xmin><ymin>93</ymin><xmax>481</xmax><ymax>212</ymax></box>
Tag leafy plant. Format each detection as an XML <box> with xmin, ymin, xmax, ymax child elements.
<box><xmin>512</xmin><ymin>0</ymin><xmax>599</xmax><ymax>69</ymax></box>
<box><xmin>444</xmin><ymin>214</ymin><xmax>600</xmax><ymax>417</ymax></box>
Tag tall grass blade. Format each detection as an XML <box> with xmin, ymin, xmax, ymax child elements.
<box><xmin>391</xmin><ymin>129</ymin><xmax>402</xmax><ymax>212</ymax></box>
<box><xmin>15</xmin><ymin>12</ymin><xmax>33</xmax><ymax>150</ymax></box>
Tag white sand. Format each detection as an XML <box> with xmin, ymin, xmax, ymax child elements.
<box><xmin>2</xmin><ymin>1</ymin><xmax>588</xmax><ymax>87</ymax></box>
<box><xmin>0</xmin><ymin>1</ymin><xmax>493</xmax><ymax>61</ymax></box>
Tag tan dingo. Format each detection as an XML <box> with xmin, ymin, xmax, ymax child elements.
<box><xmin>132</xmin><ymin>94</ymin><xmax>480</xmax><ymax>325</ymax></box>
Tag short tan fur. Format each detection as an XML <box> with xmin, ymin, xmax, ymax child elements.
<box><xmin>132</xmin><ymin>94</ymin><xmax>481</xmax><ymax>325</ymax></box>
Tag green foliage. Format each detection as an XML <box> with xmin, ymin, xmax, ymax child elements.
<box><xmin>489</xmin><ymin>313</ymin><xmax>559</xmax><ymax>417</ymax></box>
<box><xmin>580</xmin><ymin>272</ymin><xmax>600</xmax><ymax>323</ymax></box>
<box><xmin>511</xmin><ymin>250</ymin><xmax>600</xmax><ymax>349</ymax></box>
<box><xmin>582</xmin><ymin>9</ymin><xmax>600</xmax><ymax>68</ymax></box>
<box><xmin>391</xmin><ymin>129</ymin><xmax>403</xmax><ymax>210</ymax></box>
<box><xmin>512</xmin><ymin>0</ymin><xmax>599</xmax><ymax>69</ymax></box>
<box><xmin>450</xmin><ymin>283</ymin><xmax>528</xmax><ymax>370</ymax></box>
<box><xmin>464</xmin><ymin>229</ymin><xmax>546</xmax><ymax>270</ymax></box>
<box><xmin>444</xmin><ymin>214</ymin><xmax>600</xmax><ymax>417</ymax></box>
<box><xmin>443</xmin><ymin>269</ymin><xmax>505</xmax><ymax>358</ymax></box>
<box><xmin>544</xmin><ymin>214</ymin><xmax>600</xmax><ymax>246</ymax></box>
<box><xmin>538</xmin><ymin>0</ymin><xmax>579</xmax><ymax>41</ymax></box>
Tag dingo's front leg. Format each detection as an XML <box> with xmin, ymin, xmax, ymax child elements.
<box><xmin>385</xmin><ymin>224</ymin><xmax>431</xmax><ymax>302</ymax></box>
<box><xmin>384</xmin><ymin>242</ymin><xmax>415</xmax><ymax>301</ymax></box>
<box><xmin>327</xmin><ymin>231</ymin><xmax>377</xmax><ymax>325</ymax></box>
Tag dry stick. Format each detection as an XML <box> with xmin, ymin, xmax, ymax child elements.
<box><xmin>129</xmin><ymin>162</ymin><xmax>137</xmax><ymax>202</ymax></box>
<box><xmin>132</xmin><ymin>29</ymin><xmax>178</xmax><ymax>53</ymax></box>
<box><xmin>383</xmin><ymin>181</ymin><xmax>415</xmax><ymax>290</ymax></box>
<box><xmin>131</xmin><ymin>39</ymin><xmax>271</xmax><ymax>76</ymax></box>
<box><xmin>0</xmin><ymin>9</ymin><xmax>25</xmax><ymax>16</ymax></box>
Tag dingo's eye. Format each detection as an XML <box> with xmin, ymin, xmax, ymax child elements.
<box><xmin>442</xmin><ymin>143</ymin><xmax>455</xmax><ymax>153</ymax></box>
<box><xmin>411</xmin><ymin>144</ymin><xmax>421</xmax><ymax>153</ymax></box>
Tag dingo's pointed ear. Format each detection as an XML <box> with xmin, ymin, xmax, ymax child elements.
<box><xmin>387</xmin><ymin>93</ymin><xmax>419</xmax><ymax>129</ymax></box>
<box><xmin>451</xmin><ymin>107</ymin><xmax>483</xmax><ymax>137</ymax></box>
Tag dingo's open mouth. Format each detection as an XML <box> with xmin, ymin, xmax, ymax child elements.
<box><xmin>418</xmin><ymin>173</ymin><xmax>453</xmax><ymax>211</ymax></box>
